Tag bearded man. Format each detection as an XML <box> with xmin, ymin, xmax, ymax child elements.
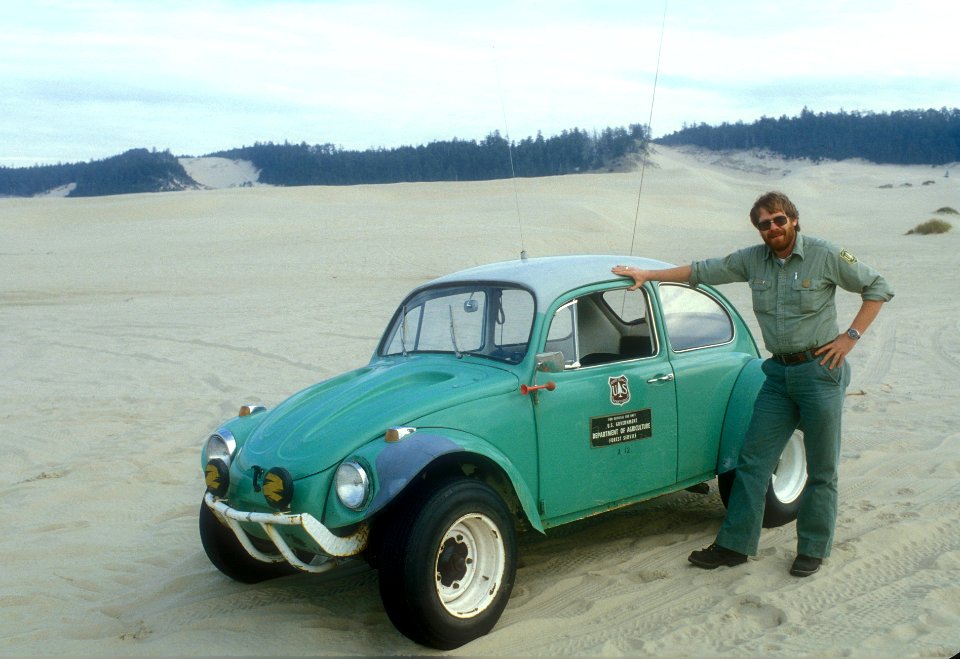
<box><xmin>612</xmin><ymin>191</ymin><xmax>893</xmax><ymax>576</ymax></box>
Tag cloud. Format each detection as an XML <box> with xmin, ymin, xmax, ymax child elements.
<box><xmin>2</xmin><ymin>0</ymin><xmax>958</xmax><ymax>165</ymax></box>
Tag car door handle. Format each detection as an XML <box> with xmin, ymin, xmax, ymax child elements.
<box><xmin>646</xmin><ymin>373</ymin><xmax>674</xmax><ymax>384</ymax></box>
<box><xmin>520</xmin><ymin>381</ymin><xmax>556</xmax><ymax>395</ymax></box>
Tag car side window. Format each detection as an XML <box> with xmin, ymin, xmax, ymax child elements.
<box><xmin>544</xmin><ymin>289</ymin><xmax>657</xmax><ymax>368</ymax></box>
<box><xmin>659</xmin><ymin>284</ymin><xmax>734</xmax><ymax>351</ymax></box>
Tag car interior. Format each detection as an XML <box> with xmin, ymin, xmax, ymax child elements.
<box><xmin>545</xmin><ymin>289</ymin><xmax>657</xmax><ymax>368</ymax></box>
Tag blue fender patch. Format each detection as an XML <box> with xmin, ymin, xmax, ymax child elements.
<box><xmin>367</xmin><ymin>433</ymin><xmax>462</xmax><ymax>515</ymax></box>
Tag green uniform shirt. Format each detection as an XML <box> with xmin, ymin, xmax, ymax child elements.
<box><xmin>689</xmin><ymin>233</ymin><xmax>894</xmax><ymax>355</ymax></box>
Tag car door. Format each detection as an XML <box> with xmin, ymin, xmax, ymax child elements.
<box><xmin>532</xmin><ymin>287</ymin><xmax>679</xmax><ymax>523</ymax></box>
<box><xmin>656</xmin><ymin>283</ymin><xmax>754</xmax><ymax>482</ymax></box>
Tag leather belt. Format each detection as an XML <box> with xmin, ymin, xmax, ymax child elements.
<box><xmin>771</xmin><ymin>346</ymin><xmax>823</xmax><ymax>365</ymax></box>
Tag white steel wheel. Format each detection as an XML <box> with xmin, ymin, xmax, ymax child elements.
<box><xmin>771</xmin><ymin>430</ymin><xmax>807</xmax><ymax>505</ymax></box>
<box><xmin>762</xmin><ymin>429</ymin><xmax>808</xmax><ymax>528</ymax></box>
<box><xmin>434</xmin><ymin>512</ymin><xmax>507</xmax><ymax>618</ymax></box>
<box><xmin>718</xmin><ymin>429</ymin><xmax>809</xmax><ymax>528</ymax></box>
<box><xmin>377</xmin><ymin>477</ymin><xmax>517</xmax><ymax>650</ymax></box>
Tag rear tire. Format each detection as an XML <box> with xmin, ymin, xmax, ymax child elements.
<box><xmin>198</xmin><ymin>499</ymin><xmax>298</xmax><ymax>583</ymax></box>
<box><xmin>718</xmin><ymin>429</ymin><xmax>807</xmax><ymax>528</ymax></box>
<box><xmin>377</xmin><ymin>478</ymin><xmax>517</xmax><ymax>650</ymax></box>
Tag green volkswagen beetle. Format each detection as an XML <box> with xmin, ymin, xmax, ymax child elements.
<box><xmin>199</xmin><ymin>254</ymin><xmax>807</xmax><ymax>649</ymax></box>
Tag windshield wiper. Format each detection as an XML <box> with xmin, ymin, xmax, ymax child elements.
<box><xmin>400</xmin><ymin>304</ymin><xmax>408</xmax><ymax>356</ymax></box>
<box><xmin>448</xmin><ymin>305</ymin><xmax>462</xmax><ymax>358</ymax></box>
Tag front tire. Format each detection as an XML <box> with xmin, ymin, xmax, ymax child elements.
<box><xmin>718</xmin><ymin>429</ymin><xmax>807</xmax><ymax>528</ymax></box>
<box><xmin>198</xmin><ymin>499</ymin><xmax>298</xmax><ymax>583</ymax></box>
<box><xmin>377</xmin><ymin>478</ymin><xmax>517</xmax><ymax>650</ymax></box>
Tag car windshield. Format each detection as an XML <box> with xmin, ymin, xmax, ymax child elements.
<box><xmin>380</xmin><ymin>284</ymin><xmax>535</xmax><ymax>364</ymax></box>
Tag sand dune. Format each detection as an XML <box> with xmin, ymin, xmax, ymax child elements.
<box><xmin>179</xmin><ymin>156</ymin><xmax>261</xmax><ymax>189</ymax></box>
<box><xmin>1</xmin><ymin>145</ymin><xmax>958</xmax><ymax>656</ymax></box>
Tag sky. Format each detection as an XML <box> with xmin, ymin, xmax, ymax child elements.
<box><xmin>2</xmin><ymin>0</ymin><xmax>958</xmax><ymax>167</ymax></box>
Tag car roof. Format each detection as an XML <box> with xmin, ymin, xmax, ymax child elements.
<box><xmin>420</xmin><ymin>254</ymin><xmax>676</xmax><ymax>307</ymax></box>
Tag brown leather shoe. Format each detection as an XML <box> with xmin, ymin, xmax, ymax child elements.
<box><xmin>688</xmin><ymin>543</ymin><xmax>748</xmax><ymax>569</ymax></box>
<box><xmin>790</xmin><ymin>554</ymin><xmax>822</xmax><ymax>577</ymax></box>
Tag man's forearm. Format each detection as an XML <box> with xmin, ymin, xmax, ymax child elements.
<box><xmin>850</xmin><ymin>299</ymin><xmax>885</xmax><ymax>335</ymax></box>
<box><xmin>647</xmin><ymin>265</ymin><xmax>693</xmax><ymax>283</ymax></box>
<box><xmin>611</xmin><ymin>264</ymin><xmax>692</xmax><ymax>290</ymax></box>
<box><xmin>815</xmin><ymin>299</ymin><xmax>886</xmax><ymax>369</ymax></box>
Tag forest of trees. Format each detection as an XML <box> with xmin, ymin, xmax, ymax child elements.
<box><xmin>0</xmin><ymin>125</ymin><xmax>647</xmax><ymax>197</ymax></box>
<box><xmin>0</xmin><ymin>148</ymin><xmax>194</xmax><ymax>197</ymax></box>
<box><xmin>212</xmin><ymin>124</ymin><xmax>648</xmax><ymax>186</ymax></box>
<box><xmin>658</xmin><ymin>107</ymin><xmax>960</xmax><ymax>165</ymax></box>
<box><xmin>2</xmin><ymin>108</ymin><xmax>958</xmax><ymax>198</ymax></box>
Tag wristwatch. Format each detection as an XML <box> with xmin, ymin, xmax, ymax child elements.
<box><xmin>846</xmin><ymin>328</ymin><xmax>862</xmax><ymax>340</ymax></box>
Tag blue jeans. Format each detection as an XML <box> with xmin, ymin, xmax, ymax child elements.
<box><xmin>716</xmin><ymin>357</ymin><xmax>851</xmax><ymax>559</ymax></box>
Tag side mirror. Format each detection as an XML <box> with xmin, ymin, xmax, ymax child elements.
<box><xmin>535</xmin><ymin>351</ymin><xmax>565</xmax><ymax>374</ymax></box>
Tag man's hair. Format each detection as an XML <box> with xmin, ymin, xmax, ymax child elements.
<box><xmin>750</xmin><ymin>191</ymin><xmax>801</xmax><ymax>232</ymax></box>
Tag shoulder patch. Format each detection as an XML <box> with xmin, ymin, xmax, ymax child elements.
<box><xmin>839</xmin><ymin>248</ymin><xmax>858</xmax><ymax>264</ymax></box>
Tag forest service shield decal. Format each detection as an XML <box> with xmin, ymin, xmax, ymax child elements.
<box><xmin>609</xmin><ymin>375</ymin><xmax>631</xmax><ymax>406</ymax></box>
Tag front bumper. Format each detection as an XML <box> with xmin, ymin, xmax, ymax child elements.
<box><xmin>204</xmin><ymin>492</ymin><xmax>369</xmax><ymax>573</ymax></box>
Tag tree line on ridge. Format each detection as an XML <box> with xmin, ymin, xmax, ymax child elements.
<box><xmin>1</xmin><ymin>108</ymin><xmax>957</xmax><ymax>197</ymax></box>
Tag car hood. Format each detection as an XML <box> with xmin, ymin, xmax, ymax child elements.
<box><xmin>235</xmin><ymin>357</ymin><xmax>520</xmax><ymax>478</ymax></box>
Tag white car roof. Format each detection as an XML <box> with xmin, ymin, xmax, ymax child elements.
<box><xmin>420</xmin><ymin>254</ymin><xmax>675</xmax><ymax>307</ymax></box>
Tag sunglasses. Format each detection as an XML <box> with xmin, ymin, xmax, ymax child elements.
<box><xmin>756</xmin><ymin>215</ymin><xmax>789</xmax><ymax>231</ymax></box>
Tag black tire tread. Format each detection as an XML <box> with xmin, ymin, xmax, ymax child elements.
<box><xmin>376</xmin><ymin>477</ymin><xmax>517</xmax><ymax>650</ymax></box>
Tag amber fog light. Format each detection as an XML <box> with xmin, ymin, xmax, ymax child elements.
<box><xmin>263</xmin><ymin>467</ymin><xmax>294</xmax><ymax>510</ymax></box>
<box><xmin>205</xmin><ymin>459</ymin><xmax>230</xmax><ymax>497</ymax></box>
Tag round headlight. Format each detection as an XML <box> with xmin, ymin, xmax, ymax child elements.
<box><xmin>205</xmin><ymin>428</ymin><xmax>237</xmax><ymax>466</ymax></box>
<box><xmin>335</xmin><ymin>461</ymin><xmax>370</xmax><ymax>511</ymax></box>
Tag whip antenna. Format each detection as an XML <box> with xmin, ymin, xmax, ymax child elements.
<box><xmin>493</xmin><ymin>46</ymin><xmax>526</xmax><ymax>260</ymax></box>
<box><xmin>628</xmin><ymin>0</ymin><xmax>668</xmax><ymax>256</ymax></box>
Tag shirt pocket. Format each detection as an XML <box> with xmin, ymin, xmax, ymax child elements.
<box><xmin>792</xmin><ymin>277</ymin><xmax>832</xmax><ymax>312</ymax></box>
<box><xmin>749</xmin><ymin>278</ymin><xmax>774</xmax><ymax>312</ymax></box>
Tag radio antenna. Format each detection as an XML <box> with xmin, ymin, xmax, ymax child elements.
<box><xmin>628</xmin><ymin>0</ymin><xmax>668</xmax><ymax>256</ymax></box>
<box><xmin>493</xmin><ymin>46</ymin><xmax>526</xmax><ymax>260</ymax></box>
